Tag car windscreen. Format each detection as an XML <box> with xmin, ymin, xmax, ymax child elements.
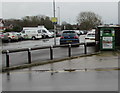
<box><xmin>62</xmin><ymin>31</ymin><xmax>76</xmax><ymax>37</ymax></box>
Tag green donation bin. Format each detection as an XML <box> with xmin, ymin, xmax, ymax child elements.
<box><xmin>100</xmin><ymin>28</ymin><xmax>115</xmax><ymax>50</ymax></box>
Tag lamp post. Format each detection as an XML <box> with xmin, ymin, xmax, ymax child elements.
<box><xmin>53</xmin><ymin>0</ymin><xmax>55</xmax><ymax>18</ymax></box>
<box><xmin>57</xmin><ymin>7</ymin><xmax>60</xmax><ymax>25</ymax></box>
<box><xmin>53</xmin><ymin>0</ymin><xmax>56</xmax><ymax>45</ymax></box>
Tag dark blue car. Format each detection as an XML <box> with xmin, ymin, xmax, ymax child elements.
<box><xmin>60</xmin><ymin>30</ymin><xmax>80</xmax><ymax>46</ymax></box>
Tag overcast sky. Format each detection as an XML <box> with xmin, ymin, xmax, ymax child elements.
<box><xmin>1</xmin><ymin>0</ymin><xmax>119</xmax><ymax>24</ymax></box>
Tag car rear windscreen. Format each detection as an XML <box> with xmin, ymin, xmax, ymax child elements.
<box><xmin>62</xmin><ymin>31</ymin><xmax>76</xmax><ymax>37</ymax></box>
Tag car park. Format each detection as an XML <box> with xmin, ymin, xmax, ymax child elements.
<box><xmin>60</xmin><ymin>30</ymin><xmax>80</xmax><ymax>46</ymax></box>
<box><xmin>85</xmin><ymin>32</ymin><xmax>95</xmax><ymax>45</ymax></box>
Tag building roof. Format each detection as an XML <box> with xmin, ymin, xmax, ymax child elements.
<box><xmin>98</xmin><ymin>25</ymin><xmax>120</xmax><ymax>28</ymax></box>
<box><xmin>0</xmin><ymin>19</ymin><xmax>5</xmax><ymax>24</ymax></box>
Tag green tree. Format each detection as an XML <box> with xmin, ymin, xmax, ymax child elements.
<box><xmin>44</xmin><ymin>17</ymin><xmax>54</xmax><ymax>29</ymax></box>
<box><xmin>4</xmin><ymin>15</ymin><xmax>54</xmax><ymax>31</ymax></box>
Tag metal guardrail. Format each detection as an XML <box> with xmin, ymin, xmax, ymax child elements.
<box><xmin>2</xmin><ymin>43</ymin><xmax>90</xmax><ymax>68</ymax></box>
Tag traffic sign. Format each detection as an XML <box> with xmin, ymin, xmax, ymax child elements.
<box><xmin>51</xmin><ymin>17</ymin><xmax>58</xmax><ymax>24</ymax></box>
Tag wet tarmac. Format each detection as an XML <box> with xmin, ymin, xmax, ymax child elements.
<box><xmin>1</xmin><ymin>35</ymin><xmax>85</xmax><ymax>50</ymax></box>
<box><xmin>2</xmin><ymin>51</ymin><xmax>119</xmax><ymax>91</ymax></box>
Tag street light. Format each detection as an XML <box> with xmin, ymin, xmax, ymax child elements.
<box><xmin>53</xmin><ymin>0</ymin><xmax>56</xmax><ymax>45</ymax></box>
<box><xmin>53</xmin><ymin>0</ymin><xmax>55</xmax><ymax>18</ymax></box>
<box><xmin>57</xmin><ymin>7</ymin><xmax>60</xmax><ymax>25</ymax></box>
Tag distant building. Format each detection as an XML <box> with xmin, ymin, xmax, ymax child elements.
<box><xmin>0</xmin><ymin>19</ymin><xmax>6</xmax><ymax>31</ymax></box>
<box><xmin>118</xmin><ymin>1</ymin><xmax>120</xmax><ymax>24</ymax></box>
<box><xmin>0</xmin><ymin>19</ymin><xmax>14</xmax><ymax>32</ymax></box>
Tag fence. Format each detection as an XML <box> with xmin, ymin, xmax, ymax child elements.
<box><xmin>2</xmin><ymin>43</ymin><xmax>95</xmax><ymax>68</ymax></box>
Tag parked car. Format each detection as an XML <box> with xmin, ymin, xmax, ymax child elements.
<box><xmin>79</xmin><ymin>30</ymin><xmax>84</xmax><ymax>35</ymax></box>
<box><xmin>49</xmin><ymin>30</ymin><xmax>62</xmax><ymax>37</ymax></box>
<box><xmin>16</xmin><ymin>32</ymin><xmax>23</xmax><ymax>41</ymax></box>
<box><xmin>56</xmin><ymin>32</ymin><xmax>61</xmax><ymax>37</ymax></box>
<box><xmin>0</xmin><ymin>32</ymin><xmax>9</xmax><ymax>42</ymax></box>
<box><xmin>85</xmin><ymin>32</ymin><xmax>95</xmax><ymax>45</ymax></box>
<box><xmin>60</xmin><ymin>30</ymin><xmax>80</xmax><ymax>46</ymax></box>
<box><xmin>49</xmin><ymin>30</ymin><xmax>54</xmax><ymax>36</ymax></box>
<box><xmin>20</xmin><ymin>32</ymin><xmax>29</xmax><ymax>40</ymax></box>
<box><xmin>79</xmin><ymin>30</ymin><xmax>88</xmax><ymax>35</ymax></box>
<box><xmin>6</xmin><ymin>32</ymin><xmax>19</xmax><ymax>42</ymax></box>
<box><xmin>74</xmin><ymin>30</ymin><xmax>81</xmax><ymax>35</ymax></box>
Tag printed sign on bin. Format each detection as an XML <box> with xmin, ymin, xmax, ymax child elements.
<box><xmin>102</xmin><ymin>37</ymin><xmax>113</xmax><ymax>49</ymax></box>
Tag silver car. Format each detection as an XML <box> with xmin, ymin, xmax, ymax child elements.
<box><xmin>6</xmin><ymin>32</ymin><xmax>19</xmax><ymax>42</ymax></box>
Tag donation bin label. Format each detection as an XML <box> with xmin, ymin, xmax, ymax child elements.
<box><xmin>102</xmin><ymin>37</ymin><xmax>113</xmax><ymax>49</ymax></box>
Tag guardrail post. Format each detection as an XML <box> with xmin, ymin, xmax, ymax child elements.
<box><xmin>50</xmin><ymin>46</ymin><xmax>53</xmax><ymax>60</ymax></box>
<box><xmin>68</xmin><ymin>44</ymin><xmax>71</xmax><ymax>57</ymax></box>
<box><xmin>6</xmin><ymin>50</ymin><xmax>10</xmax><ymax>67</ymax></box>
<box><xmin>84</xmin><ymin>43</ymin><xmax>87</xmax><ymax>54</ymax></box>
<box><xmin>28</xmin><ymin>48</ymin><xmax>31</xmax><ymax>64</ymax></box>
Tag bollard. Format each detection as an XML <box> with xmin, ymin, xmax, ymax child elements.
<box><xmin>68</xmin><ymin>44</ymin><xmax>71</xmax><ymax>57</ymax></box>
<box><xmin>6</xmin><ymin>50</ymin><xmax>10</xmax><ymax>67</ymax></box>
<box><xmin>84</xmin><ymin>43</ymin><xmax>87</xmax><ymax>54</ymax></box>
<box><xmin>50</xmin><ymin>46</ymin><xmax>53</xmax><ymax>60</ymax></box>
<box><xmin>28</xmin><ymin>48</ymin><xmax>31</xmax><ymax>64</ymax></box>
<box><xmin>95</xmin><ymin>41</ymin><xmax>99</xmax><ymax>52</ymax></box>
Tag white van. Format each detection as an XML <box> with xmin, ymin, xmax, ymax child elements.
<box><xmin>21</xmin><ymin>29</ymin><xmax>42</xmax><ymax>40</ymax></box>
<box><xmin>40</xmin><ymin>28</ymin><xmax>54</xmax><ymax>38</ymax></box>
<box><xmin>22</xmin><ymin>26</ymin><xmax>54</xmax><ymax>39</ymax></box>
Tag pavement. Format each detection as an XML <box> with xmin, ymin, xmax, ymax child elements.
<box><xmin>2</xmin><ymin>51</ymin><xmax>120</xmax><ymax>91</ymax></box>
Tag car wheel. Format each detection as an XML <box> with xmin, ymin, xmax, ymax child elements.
<box><xmin>32</xmin><ymin>36</ymin><xmax>36</xmax><ymax>40</ymax></box>
<box><xmin>42</xmin><ymin>35</ymin><xmax>46</xmax><ymax>39</ymax></box>
<box><xmin>8</xmin><ymin>38</ymin><xmax>11</xmax><ymax>42</ymax></box>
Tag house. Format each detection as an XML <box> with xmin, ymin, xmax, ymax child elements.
<box><xmin>0</xmin><ymin>19</ymin><xmax>6</xmax><ymax>32</ymax></box>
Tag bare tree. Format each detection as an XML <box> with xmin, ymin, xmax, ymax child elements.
<box><xmin>77</xmin><ymin>11</ymin><xmax>102</xmax><ymax>30</ymax></box>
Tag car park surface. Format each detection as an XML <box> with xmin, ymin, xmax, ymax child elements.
<box><xmin>2</xmin><ymin>51</ymin><xmax>119</xmax><ymax>91</ymax></box>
